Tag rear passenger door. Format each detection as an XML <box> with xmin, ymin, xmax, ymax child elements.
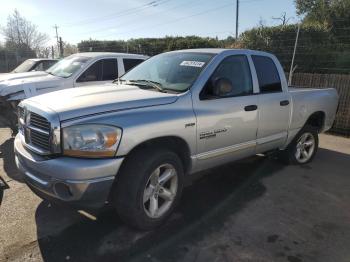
<box><xmin>252</xmin><ymin>55</ymin><xmax>291</xmax><ymax>153</ymax></box>
<box><xmin>75</xmin><ymin>58</ymin><xmax>118</xmax><ymax>87</ymax></box>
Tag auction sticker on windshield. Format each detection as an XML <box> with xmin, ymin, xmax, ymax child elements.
<box><xmin>180</xmin><ymin>61</ymin><xmax>206</xmax><ymax>67</ymax></box>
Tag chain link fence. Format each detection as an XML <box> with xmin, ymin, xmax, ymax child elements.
<box><xmin>0</xmin><ymin>49</ymin><xmax>37</xmax><ymax>73</ymax></box>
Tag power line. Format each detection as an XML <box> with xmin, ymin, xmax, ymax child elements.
<box><xmin>72</xmin><ymin>0</ymin><xmax>207</xmax><ymax>37</ymax></box>
<box><xmin>100</xmin><ymin>2</ymin><xmax>235</xmax><ymax>38</ymax></box>
<box><xmin>61</xmin><ymin>0</ymin><xmax>171</xmax><ymax>27</ymax></box>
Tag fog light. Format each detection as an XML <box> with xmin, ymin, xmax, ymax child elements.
<box><xmin>54</xmin><ymin>182</ymin><xmax>73</xmax><ymax>199</ymax></box>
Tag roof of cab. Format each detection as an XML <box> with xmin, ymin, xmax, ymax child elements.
<box><xmin>28</xmin><ymin>58</ymin><xmax>58</xmax><ymax>61</ymax></box>
<box><xmin>169</xmin><ymin>48</ymin><xmax>273</xmax><ymax>56</ymax></box>
<box><xmin>71</xmin><ymin>52</ymin><xmax>149</xmax><ymax>59</ymax></box>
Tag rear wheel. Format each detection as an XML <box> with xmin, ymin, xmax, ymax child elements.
<box><xmin>112</xmin><ymin>148</ymin><xmax>184</xmax><ymax>230</ymax></box>
<box><xmin>281</xmin><ymin>125</ymin><xmax>319</xmax><ymax>165</ymax></box>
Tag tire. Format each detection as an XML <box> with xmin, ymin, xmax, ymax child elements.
<box><xmin>112</xmin><ymin>148</ymin><xmax>184</xmax><ymax>230</ymax></box>
<box><xmin>0</xmin><ymin>102</ymin><xmax>19</xmax><ymax>135</ymax></box>
<box><xmin>281</xmin><ymin>125</ymin><xmax>319</xmax><ymax>165</ymax></box>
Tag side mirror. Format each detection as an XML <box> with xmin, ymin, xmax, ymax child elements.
<box><xmin>212</xmin><ymin>77</ymin><xmax>233</xmax><ymax>97</ymax></box>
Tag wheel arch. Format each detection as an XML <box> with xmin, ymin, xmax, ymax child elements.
<box><xmin>119</xmin><ymin>136</ymin><xmax>192</xmax><ymax>175</ymax></box>
<box><xmin>304</xmin><ymin>111</ymin><xmax>326</xmax><ymax>132</ymax></box>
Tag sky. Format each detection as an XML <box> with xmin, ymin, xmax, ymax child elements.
<box><xmin>0</xmin><ymin>0</ymin><xmax>298</xmax><ymax>46</ymax></box>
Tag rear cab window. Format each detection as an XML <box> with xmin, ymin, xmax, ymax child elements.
<box><xmin>252</xmin><ymin>55</ymin><xmax>282</xmax><ymax>93</ymax></box>
<box><xmin>102</xmin><ymin>59</ymin><xmax>118</xmax><ymax>80</ymax></box>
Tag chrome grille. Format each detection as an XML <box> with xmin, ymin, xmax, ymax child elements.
<box><xmin>18</xmin><ymin>107</ymin><xmax>52</xmax><ymax>154</ymax></box>
<box><xmin>29</xmin><ymin>112</ymin><xmax>51</xmax><ymax>131</ymax></box>
<box><xmin>30</xmin><ymin>129</ymin><xmax>51</xmax><ymax>151</ymax></box>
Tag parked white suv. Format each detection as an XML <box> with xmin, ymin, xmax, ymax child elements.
<box><xmin>0</xmin><ymin>58</ymin><xmax>58</xmax><ymax>76</ymax></box>
<box><xmin>0</xmin><ymin>52</ymin><xmax>148</xmax><ymax>105</ymax></box>
<box><xmin>0</xmin><ymin>52</ymin><xmax>148</xmax><ymax>131</ymax></box>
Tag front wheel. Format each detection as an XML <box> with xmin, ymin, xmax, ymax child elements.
<box><xmin>281</xmin><ymin>126</ymin><xmax>319</xmax><ymax>165</ymax></box>
<box><xmin>112</xmin><ymin>148</ymin><xmax>184</xmax><ymax>230</ymax></box>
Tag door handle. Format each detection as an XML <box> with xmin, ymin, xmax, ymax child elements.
<box><xmin>280</xmin><ymin>100</ymin><xmax>290</xmax><ymax>106</ymax></box>
<box><xmin>244</xmin><ymin>105</ymin><xmax>258</xmax><ymax>111</ymax></box>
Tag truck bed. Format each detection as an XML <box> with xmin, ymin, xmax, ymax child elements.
<box><xmin>288</xmin><ymin>86</ymin><xmax>338</xmax><ymax>133</ymax></box>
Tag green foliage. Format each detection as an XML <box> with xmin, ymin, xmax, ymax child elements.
<box><xmin>295</xmin><ymin>0</ymin><xmax>350</xmax><ymax>40</ymax></box>
<box><xmin>240</xmin><ymin>24</ymin><xmax>343</xmax><ymax>73</ymax></box>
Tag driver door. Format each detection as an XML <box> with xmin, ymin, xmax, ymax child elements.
<box><xmin>193</xmin><ymin>55</ymin><xmax>258</xmax><ymax>170</ymax></box>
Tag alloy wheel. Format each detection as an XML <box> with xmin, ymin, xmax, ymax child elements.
<box><xmin>143</xmin><ymin>163</ymin><xmax>178</xmax><ymax>218</ymax></box>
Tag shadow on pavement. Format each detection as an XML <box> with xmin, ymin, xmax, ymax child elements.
<box><xmin>0</xmin><ymin>176</ymin><xmax>9</xmax><ymax>207</ymax></box>
<box><xmin>34</xmin><ymin>155</ymin><xmax>286</xmax><ymax>262</ymax></box>
<box><xmin>0</xmin><ymin>107</ymin><xmax>18</xmax><ymax>136</ymax></box>
<box><xmin>0</xmin><ymin>137</ymin><xmax>23</xmax><ymax>182</ymax></box>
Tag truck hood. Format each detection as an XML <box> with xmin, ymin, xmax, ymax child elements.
<box><xmin>0</xmin><ymin>71</ymin><xmax>48</xmax><ymax>82</ymax></box>
<box><xmin>0</xmin><ymin>73</ymin><xmax>63</xmax><ymax>99</ymax></box>
<box><xmin>26</xmin><ymin>84</ymin><xmax>179</xmax><ymax>121</ymax></box>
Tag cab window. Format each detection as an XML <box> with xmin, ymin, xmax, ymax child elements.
<box><xmin>77</xmin><ymin>59</ymin><xmax>118</xmax><ymax>82</ymax></box>
<box><xmin>77</xmin><ymin>60</ymin><xmax>102</xmax><ymax>82</ymax></box>
<box><xmin>102</xmin><ymin>59</ymin><xmax>118</xmax><ymax>80</ymax></box>
<box><xmin>252</xmin><ymin>55</ymin><xmax>282</xmax><ymax>93</ymax></box>
<box><xmin>43</xmin><ymin>60</ymin><xmax>57</xmax><ymax>70</ymax></box>
<box><xmin>32</xmin><ymin>62</ymin><xmax>44</xmax><ymax>71</ymax></box>
<box><xmin>123</xmin><ymin>59</ymin><xmax>144</xmax><ymax>72</ymax></box>
<box><xmin>200</xmin><ymin>55</ymin><xmax>253</xmax><ymax>99</ymax></box>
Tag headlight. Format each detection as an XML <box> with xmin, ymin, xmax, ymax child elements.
<box><xmin>63</xmin><ymin>124</ymin><xmax>122</xmax><ymax>158</ymax></box>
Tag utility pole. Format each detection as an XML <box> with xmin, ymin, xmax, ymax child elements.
<box><xmin>288</xmin><ymin>23</ymin><xmax>301</xmax><ymax>86</ymax></box>
<box><xmin>235</xmin><ymin>0</ymin><xmax>239</xmax><ymax>40</ymax></box>
<box><xmin>59</xmin><ymin>37</ymin><xmax>64</xmax><ymax>58</ymax></box>
<box><xmin>51</xmin><ymin>46</ymin><xmax>54</xmax><ymax>59</ymax></box>
<box><xmin>53</xmin><ymin>25</ymin><xmax>60</xmax><ymax>57</ymax></box>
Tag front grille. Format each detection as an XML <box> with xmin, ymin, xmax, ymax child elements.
<box><xmin>30</xmin><ymin>129</ymin><xmax>50</xmax><ymax>151</ymax></box>
<box><xmin>18</xmin><ymin>108</ymin><xmax>52</xmax><ymax>154</ymax></box>
<box><xmin>30</xmin><ymin>112</ymin><xmax>50</xmax><ymax>131</ymax></box>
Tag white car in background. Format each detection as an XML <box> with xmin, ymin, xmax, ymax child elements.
<box><xmin>0</xmin><ymin>52</ymin><xmax>148</xmax><ymax>105</ymax></box>
<box><xmin>11</xmin><ymin>58</ymin><xmax>58</xmax><ymax>73</ymax></box>
<box><xmin>0</xmin><ymin>59</ymin><xmax>58</xmax><ymax>82</ymax></box>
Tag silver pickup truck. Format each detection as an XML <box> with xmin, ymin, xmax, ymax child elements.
<box><xmin>14</xmin><ymin>49</ymin><xmax>339</xmax><ymax>230</ymax></box>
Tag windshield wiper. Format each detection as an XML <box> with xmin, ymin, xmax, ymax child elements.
<box><xmin>125</xmin><ymin>79</ymin><xmax>167</xmax><ymax>93</ymax></box>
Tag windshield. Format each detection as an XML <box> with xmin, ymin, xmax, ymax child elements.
<box><xmin>12</xmin><ymin>60</ymin><xmax>36</xmax><ymax>73</ymax></box>
<box><xmin>46</xmin><ymin>56</ymin><xmax>91</xmax><ymax>78</ymax></box>
<box><xmin>120</xmin><ymin>52</ymin><xmax>214</xmax><ymax>92</ymax></box>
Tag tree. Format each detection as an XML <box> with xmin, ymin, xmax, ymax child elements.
<box><xmin>272</xmin><ymin>12</ymin><xmax>293</xmax><ymax>26</ymax></box>
<box><xmin>0</xmin><ymin>9</ymin><xmax>49</xmax><ymax>56</ymax></box>
<box><xmin>295</xmin><ymin>0</ymin><xmax>350</xmax><ymax>29</ymax></box>
<box><xmin>295</xmin><ymin>0</ymin><xmax>332</xmax><ymax>26</ymax></box>
<box><xmin>63</xmin><ymin>42</ymin><xmax>78</xmax><ymax>56</ymax></box>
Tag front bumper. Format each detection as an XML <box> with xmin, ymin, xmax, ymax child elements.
<box><xmin>14</xmin><ymin>134</ymin><xmax>124</xmax><ymax>209</ymax></box>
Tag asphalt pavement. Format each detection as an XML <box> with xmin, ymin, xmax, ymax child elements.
<box><xmin>0</xmin><ymin>122</ymin><xmax>350</xmax><ymax>262</ymax></box>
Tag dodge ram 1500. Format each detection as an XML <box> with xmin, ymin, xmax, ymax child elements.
<box><xmin>14</xmin><ymin>49</ymin><xmax>339</xmax><ymax>230</ymax></box>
